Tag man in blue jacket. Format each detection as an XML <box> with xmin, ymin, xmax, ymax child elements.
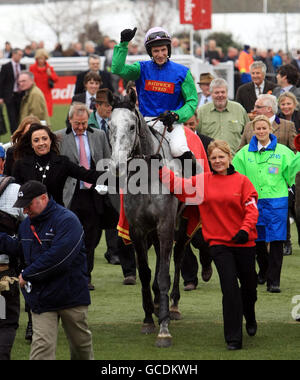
<box><xmin>0</xmin><ymin>180</ymin><xmax>94</xmax><ymax>360</ymax></box>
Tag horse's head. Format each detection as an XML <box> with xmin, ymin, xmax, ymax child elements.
<box><xmin>108</xmin><ymin>90</ymin><xmax>140</xmax><ymax>177</ymax></box>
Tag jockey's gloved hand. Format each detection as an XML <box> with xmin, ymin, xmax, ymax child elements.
<box><xmin>120</xmin><ymin>27</ymin><xmax>137</xmax><ymax>43</ymax></box>
<box><xmin>159</xmin><ymin>111</ymin><xmax>179</xmax><ymax>127</ymax></box>
<box><xmin>232</xmin><ymin>230</ymin><xmax>249</xmax><ymax>244</ymax></box>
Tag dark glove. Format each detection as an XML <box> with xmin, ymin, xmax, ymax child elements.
<box><xmin>159</xmin><ymin>111</ymin><xmax>179</xmax><ymax>127</ymax></box>
<box><xmin>232</xmin><ymin>230</ymin><xmax>249</xmax><ymax>244</ymax></box>
<box><xmin>120</xmin><ymin>27</ymin><xmax>137</xmax><ymax>43</ymax></box>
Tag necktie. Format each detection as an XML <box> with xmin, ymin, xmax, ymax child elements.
<box><xmin>258</xmin><ymin>86</ymin><xmax>262</xmax><ymax>95</ymax></box>
<box><xmin>101</xmin><ymin>119</ymin><xmax>107</xmax><ymax>132</ymax></box>
<box><xmin>90</xmin><ymin>97</ymin><xmax>96</xmax><ymax>111</ymax></box>
<box><xmin>78</xmin><ymin>135</ymin><xmax>92</xmax><ymax>189</ymax></box>
<box><xmin>204</xmin><ymin>97</ymin><xmax>208</xmax><ymax>104</ymax></box>
<box><xmin>15</xmin><ymin>64</ymin><xmax>20</xmax><ymax>92</ymax></box>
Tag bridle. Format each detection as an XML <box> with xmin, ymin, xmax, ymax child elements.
<box><xmin>112</xmin><ymin>103</ymin><xmax>168</xmax><ymax>162</ymax></box>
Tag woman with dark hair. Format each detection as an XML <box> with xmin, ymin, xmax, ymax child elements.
<box><xmin>12</xmin><ymin>123</ymin><xmax>102</xmax><ymax>206</ymax></box>
<box><xmin>4</xmin><ymin>115</ymin><xmax>40</xmax><ymax>176</ymax></box>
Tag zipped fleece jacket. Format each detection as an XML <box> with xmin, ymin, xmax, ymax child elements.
<box><xmin>159</xmin><ymin>165</ymin><xmax>259</xmax><ymax>248</ymax></box>
<box><xmin>0</xmin><ymin>198</ymin><xmax>90</xmax><ymax>314</ymax></box>
<box><xmin>233</xmin><ymin>134</ymin><xmax>300</xmax><ymax>241</ymax></box>
<box><xmin>111</xmin><ymin>41</ymin><xmax>198</xmax><ymax>122</ymax></box>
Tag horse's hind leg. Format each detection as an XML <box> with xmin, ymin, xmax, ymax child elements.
<box><xmin>132</xmin><ymin>235</ymin><xmax>156</xmax><ymax>334</ymax></box>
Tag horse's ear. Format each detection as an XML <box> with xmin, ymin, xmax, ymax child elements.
<box><xmin>112</xmin><ymin>95</ymin><xmax>121</xmax><ymax>109</ymax></box>
<box><xmin>128</xmin><ymin>88</ymin><xmax>137</xmax><ymax>109</ymax></box>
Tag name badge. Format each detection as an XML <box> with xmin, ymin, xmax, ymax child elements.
<box><xmin>145</xmin><ymin>80</ymin><xmax>175</xmax><ymax>94</ymax></box>
<box><xmin>0</xmin><ymin>295</ymin><xmax>6</xmax><ymax>319</ymax></box>
<box><xmin>268</xmin><ymin>167</ymin><xmax>279</xmax><ymax>174</ymax></box>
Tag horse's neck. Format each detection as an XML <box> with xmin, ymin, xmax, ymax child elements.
<box><xmin>138</xmin><ymin>118</ymin><xmax>156</xmax><ymax>155</ymax></box>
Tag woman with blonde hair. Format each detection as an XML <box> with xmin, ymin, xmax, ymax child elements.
<box><xmin>278</xmin><ymin>91</ymin><xmax>300</xmax><ymax>133</ymax></box>
<box><xmin>233</xmin><ymin>115</ymin><xmax>300</xmax><ymax>293</ymax></box>
<box><xmin>159</xmin><ymin>139</ymin><xmax>259</xmax><ymax>350</ymax></box>
<box><xmin>29</xmin><ymin>48</ymin><xmax>58</xmax><ymax>117</ymax></box>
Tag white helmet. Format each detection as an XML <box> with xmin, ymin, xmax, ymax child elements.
<box><xmin>144</xmin><ymin>27</ymin><xmax>171</xmax><ymax>57</ymax></box>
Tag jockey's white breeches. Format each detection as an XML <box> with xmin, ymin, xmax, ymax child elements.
<box><xmin>145</xmin><ymin>118</ymin><xmax>189</xmax><ymax>158</ymax></box>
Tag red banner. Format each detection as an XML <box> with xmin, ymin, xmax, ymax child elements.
<box><xmin>51</xmin><ymin>75</ymin><xmax>76</xmax><ymax>104</ymax></box>
<box><xmin>179</xmin><ymin>0</ymin><xmax>212</xmax><ymax>30</ymax></box>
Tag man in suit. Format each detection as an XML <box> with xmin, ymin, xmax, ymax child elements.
<box><xmin>72</xmin><ymin>71</ymin><xmax>102</xmax><ymax>112</ymax></box>
<box><xmin>197</xmin><ymin>73</ymin><xmax>214</xmax><ymax>108</ymax></box>
<box><xmin>272</xmin><ymin>64</ymin><xmax>300</xmax><ymax>103</ymax></box>
<box><xmin>238</xmin><ymin>94</ymin><xmax>297</xmax><ymax>151</ymax></box>
<box><xmin>57</xmin><ymin>102</ymin><xmax>111</xmax><ymax>290</ymax></box>
<box><xmin>236</xmin><ymin>61</ymin><xmax>277</xmax><ymax>115</ymax></box>
<box><xmin>87</xmin><ymin>89</ymin><xmax>137</xmax><ymax>285</ymax></box>
<box><xmin>58</xmin><ymin>102</ymin><xmax>136</xmax><ymax>288</ymax></box>
<box><xmin>0</xmin><ymin>48</ymin><xmax>25</xmax><ymax>134</ymax></box>
<box><xmin>74</xmin><ymin>54</ymin><xmax>114</xmax><ymax>95</ymax></box>
<box><xmin>65</xmin><ymin>71</ymin><xmax>102</xmax><ymax>130</ymax></box>
<box><xmin>88</xmin><ymin>88</ymin><xmax>113</xmax><ymax>134</ymax></box>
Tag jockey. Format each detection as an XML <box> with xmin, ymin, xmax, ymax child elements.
<box><xmin>111</xmin><ymin>26</ymin><xmax>198</xmax><ymax>163</ymax></box>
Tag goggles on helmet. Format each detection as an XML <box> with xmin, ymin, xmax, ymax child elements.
<box><xmin>146</xmin><ymin>31</ymin><xmax>170</xmax><ymax>43</ymax></box>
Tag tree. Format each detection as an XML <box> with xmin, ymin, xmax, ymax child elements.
<box><xmin>205</xmin><ymin>32</ymin><xmax>242</xmax><ymax>54</ymax></box>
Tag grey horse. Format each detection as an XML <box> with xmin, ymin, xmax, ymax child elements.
<box><xmin>108</xmin><ymin>91</ymin><xmax>191</xmax><ymax>347</ymax></box>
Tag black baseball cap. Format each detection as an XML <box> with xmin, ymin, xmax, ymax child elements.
<box><xmin>14</xmin><ymin>180</ymin><xmax>47</xmax><ymax>208</ymax></box>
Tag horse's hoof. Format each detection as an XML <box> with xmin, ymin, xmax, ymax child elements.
<box><xmin>170</xmin><ymin>306</ymin><xmax>182</xmax><ymax>320</ymax></box>
<box><xmin>170</xmin><ymin>310</ymin><xmax>182</xmax><ymax>320</ymax></box>
<box><xmin>141</xmin><ymin>323</ymin><xmax>156</xmax><ymax>334</ymax></box>
<box><xmin>156</xmin><ymin>335</ymin><xmax>172</xmax><ymax>348</ymax></box>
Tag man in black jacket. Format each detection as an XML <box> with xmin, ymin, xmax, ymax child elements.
<box><xmin>236</xmin><ymin>61</ymin><xmax>277</xmax><ymax>114</ymax></box>
<box><xmin>0</xmin><ymin>48</ymin><xmax>25</xmax><ymax>134</ymax></box>
<box><xmin>74</xmin><ymin>54</ymin><xmax>114</xmax><ymax>95</ymax></box>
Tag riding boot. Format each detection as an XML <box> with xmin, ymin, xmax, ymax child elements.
<box><xmin>177</xmin><ymin>151</ymin><xmax>199</xmax><ymax>178</ymax></box>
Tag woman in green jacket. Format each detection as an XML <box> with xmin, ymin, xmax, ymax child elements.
<box><xmin>233</xmin><ymin>115</ymin><xmax>300</xmax><ymax>293</ymax></box>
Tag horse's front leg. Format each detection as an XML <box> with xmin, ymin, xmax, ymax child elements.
<box><xmin>170</xmin><ymin>219</ymin><xmax>190</xmax><ymax>320</ymax></box>
<box><xmin>156</xmin><ymin>231</ymin><xmax>173</xmax><ymax>348</ymax></box>
<box><xmin>131</xmin><ymin>231</ymin><xmax>156</xmax><ymax>335</ymax></box>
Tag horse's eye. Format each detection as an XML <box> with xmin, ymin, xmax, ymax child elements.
<box><xmin>130</xmin><ymin>125</ymin><xmax>135</xmax><ymax>132</ymax></box>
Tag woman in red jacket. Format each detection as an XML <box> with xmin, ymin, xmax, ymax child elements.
<box><xmin>159</xmin><ymin>140</ymin><xmax>259</xmax><ymax>351</ymax></box>
<box><xmin>29</xmin><ymin>48</ymin><xmax>58</xmax><ymax>117</ymax></box>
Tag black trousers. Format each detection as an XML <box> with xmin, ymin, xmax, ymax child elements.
<box><xmin>71</xmin><ymin>190</ymin><xmax>136</xmax><ymax>280</ymax></box>
<box><xmin>256</xmin><ymin>241</ymin><xmax>284</xmax><ymax>287</ymax></box>
<box><xmin>5</xmin><ymin>93</ymin><xmax>22</xmax><ymax>134</ymax></box>
<box><xmin>210</xmin><ymin>245</ymin><xmax>257</xmax><ymax>345</ymax></box>
<box><xmin>0</xmin><ymin>268</ymin><xmax>20</xmax><ymax>360</ymax></box>
<box><xmin>105</xmin><ymin>229</ymin><xmax>136</xmax><ymax>277</ymax></box>
<box><xmin>181</xmin><ymin>229</ymin><xmax>212</xmax><ymax>286</ymax></box>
